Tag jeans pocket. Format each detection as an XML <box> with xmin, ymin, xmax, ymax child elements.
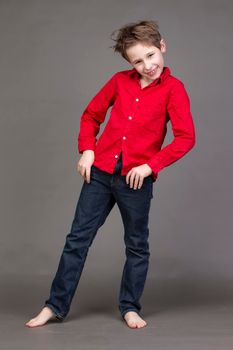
<box><xmin>91</xmin><ymin>165</ymin><xmax>99</xmax><ymax>173</ymax></box>
<box><xmin>91</xmin><ymin>165</ymin><xmax>104</xmax><ymax>174</ymax></box>
<box><xmin>151</xmin><ymin>184</ymin><xmax>154</xmax><ymax>199</ymax></box>
<box><xmin>141</xmin><ymin>176</ymin><xmax>154</xmax><ymax>199</ymax></box>
<box><xmin>146</xmin><ymin>176</ymin><xmax>154</xmax><ymax>199</ymax></box>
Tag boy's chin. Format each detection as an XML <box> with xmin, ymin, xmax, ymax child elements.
<box><xmin>142</xmin><ymin>73</ymin><xmax>161</xmax><ymax>82</ymax></box>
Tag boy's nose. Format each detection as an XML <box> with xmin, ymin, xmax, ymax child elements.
<box><xmin>144</xmin><ymin>63</ymin><xmax>152</xmax><ymax>71</ymax></box>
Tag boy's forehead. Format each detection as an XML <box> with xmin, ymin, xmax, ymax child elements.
<box><xmin>127</xmin><ymin>42</ymin><xmax>157</xmax><ymax>52</ymax></box>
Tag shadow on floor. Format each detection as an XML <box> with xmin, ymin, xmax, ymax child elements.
<box><xmin>1</xmin><ymin>273</ymin><xmax>233</xmax><ymax>322</ymax></box>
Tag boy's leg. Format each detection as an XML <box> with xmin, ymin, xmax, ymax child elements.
<box><xmin>43</xmin><ymin>167</ymin><xmax>116</xmax><ymax>321</ymax></box>
<box><xmin>113</xmin><ymin>168</ymin><xmax>154</xmax><ymax>319</ymax></box>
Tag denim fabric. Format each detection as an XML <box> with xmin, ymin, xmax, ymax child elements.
<box><xmin>44</xmin><ymin>153</ymin><xmax>154</xmax><ymax>320</ymax></box>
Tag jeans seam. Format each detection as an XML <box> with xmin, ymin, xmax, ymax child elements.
<box><xmin>65</xmin><ymin>193</ymin><xmax>114</xmax><ymax>310</ymax></box>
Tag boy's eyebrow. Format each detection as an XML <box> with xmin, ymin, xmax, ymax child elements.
<box><xmin>132</xmin><ymin>51</ymin><xmax>155</xmax><ymax>64</ymax></box>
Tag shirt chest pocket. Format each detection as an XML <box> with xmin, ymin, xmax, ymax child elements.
<box><xmin>135</xmin><ymin>102</ymin><xmax>166</xmax><ymax>134</ymax></box>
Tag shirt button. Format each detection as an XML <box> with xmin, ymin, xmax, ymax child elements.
<box><xmin>122</xmin><ymin>136</ymin><xmax>126</xmax><ymax>140</ymax></box>
<box><xmin>128</xmin><ymin>116</ymin><xmax>132</xmax><ymax>120</ymax></box>
<box><xmin>135</xmin><ymin>98</ymin><xmax>139</xmax><ymax>102</ymax></box>
<box><xmin>115</xmin><ymin>155</ymin><xmax>118</xmax><ymax>158</ymax></box>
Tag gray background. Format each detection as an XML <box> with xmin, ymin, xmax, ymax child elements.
<box><xmin>1</xmin><ymin>0</ymin><xmax>233</xmax><ymax>349</ymax></box>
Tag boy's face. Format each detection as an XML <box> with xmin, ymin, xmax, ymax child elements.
<box><xmin>125</xmin><ymin>39</ymin><xmax>166</xmax><ymax>83</ymax></box>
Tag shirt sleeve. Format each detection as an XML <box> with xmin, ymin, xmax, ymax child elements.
<box><xmin>146</xmin><ymin>80</ymin><xmax>196</xmax><ymax>176</ymax></box>
<box><xmin>77</xmin><ymin>72</ymin><xmax>118</xmax><ymax>154</ymax></box>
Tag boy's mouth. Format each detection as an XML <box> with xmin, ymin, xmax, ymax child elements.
<box><xmin>145</xmin><ymin>67</ymin><xmax>157</xmax><ymax>76</ymax></box>
<box><xmin>148</xmin><ymin>70</ymin><xmax>156</xmax><ymax>76</ymax></box>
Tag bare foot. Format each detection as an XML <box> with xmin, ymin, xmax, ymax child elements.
<box><xmin>25</xmin><ymin>307</ymin><xmax>58</xmax><ymax>328</ymax></box>
<box><xmin>123</xmin><ymin>311</ymin><xmax>147</xmax><ymax>329</ymax></box>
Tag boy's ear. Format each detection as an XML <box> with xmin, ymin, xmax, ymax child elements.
<box><xmin>160</xmin><ymin>38</ymin><xmax>166</xmax><ymax>53</ymax></box>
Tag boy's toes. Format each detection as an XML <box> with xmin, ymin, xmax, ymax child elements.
<box><xmin>137</xmin><ymin>320</ymin><xmax>147</xmax><ymax>328</ymax></box>
<box><xmin>123</xmin><ymin>311</ymin><xmax>147</xmax><ymax>329</ymax></box>
<box><xmin>127</xmin><ymin>320</ymin><xmax>137</xmax><ymax>328</ymax></box>
<box><xmin>25</xmin><ymin>319</ymin><xmax>38</xmax><ymax>327</ymax></box>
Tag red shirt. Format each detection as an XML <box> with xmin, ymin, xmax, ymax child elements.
<box><xmin>77</xmin><ymin>66</ymin><xmax>196</xmax><ymax>182</ymax></box>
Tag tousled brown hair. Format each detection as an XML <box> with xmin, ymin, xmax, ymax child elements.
<box><xmin>110</xmin><ymin>20</ymin><xmax>162</xmax><ymax>61</ymax></box>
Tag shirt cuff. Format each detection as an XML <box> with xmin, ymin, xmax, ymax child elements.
<box><xmin>146</xmin><ymin>159</ymin><xmax>164</xmax><ymax>176</ymax></box>
<box><xmin>78</xmin><ymin>138</ymin><xmax>96</xmax><ymax>154</ymax></box>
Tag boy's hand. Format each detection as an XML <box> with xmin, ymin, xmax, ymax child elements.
<box><xmin>77</xmin><ymin>150</ymin><xmax>95</xmax><ymax>183</ymax></box>
<box><xmin>126</xmin><ymin>164</ymin><xmax>152</xmax><ymax>190</ymax></box>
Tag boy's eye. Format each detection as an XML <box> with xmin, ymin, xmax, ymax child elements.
<box><xmin>135</xmin><ymin>53</ymin><xmax>154</xmax><ymax>64</ymax></box>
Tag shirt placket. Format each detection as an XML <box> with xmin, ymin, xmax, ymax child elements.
<box><xmin>115</xmin><ymin>89</ymin><xmax>143</xmax><ymax>173</ymax></box>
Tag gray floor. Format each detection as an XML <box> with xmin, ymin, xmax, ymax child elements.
<box><xmin>2</xmin><ymin>274</ymin><xmax>233</xmax><ymax>350</ymax></box>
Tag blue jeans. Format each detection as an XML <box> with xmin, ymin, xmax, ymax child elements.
<box><xmin>44</xmin><ymin>153</ymin><xmax>154</xmax><ymax>320</ymax></box>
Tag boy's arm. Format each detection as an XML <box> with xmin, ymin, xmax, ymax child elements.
<box><xmin>78</xmin><ymin>72</ymin><xmax>118</xmax><ymax>154</ymax></box>
<box><xmin>146</xmin><ymin>81</ymin><xmax>196</xmax><ymax>176</ymax></box>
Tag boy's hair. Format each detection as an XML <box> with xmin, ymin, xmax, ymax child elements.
<box><xmin>110</xmin><ymin>20</ymin><xmax>162</xmax><ymax>62</ymax></box>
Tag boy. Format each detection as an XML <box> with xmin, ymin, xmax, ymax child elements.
<box><xmin>26</xmin><ymin>20</ymin><xmax>195</xmax><ymax>329</ymax></box>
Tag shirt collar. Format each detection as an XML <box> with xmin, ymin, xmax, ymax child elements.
<box><xmin>130</xmin><ymin>66</ymin><xmax>171</xmax><ymax>87</ymax></box>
